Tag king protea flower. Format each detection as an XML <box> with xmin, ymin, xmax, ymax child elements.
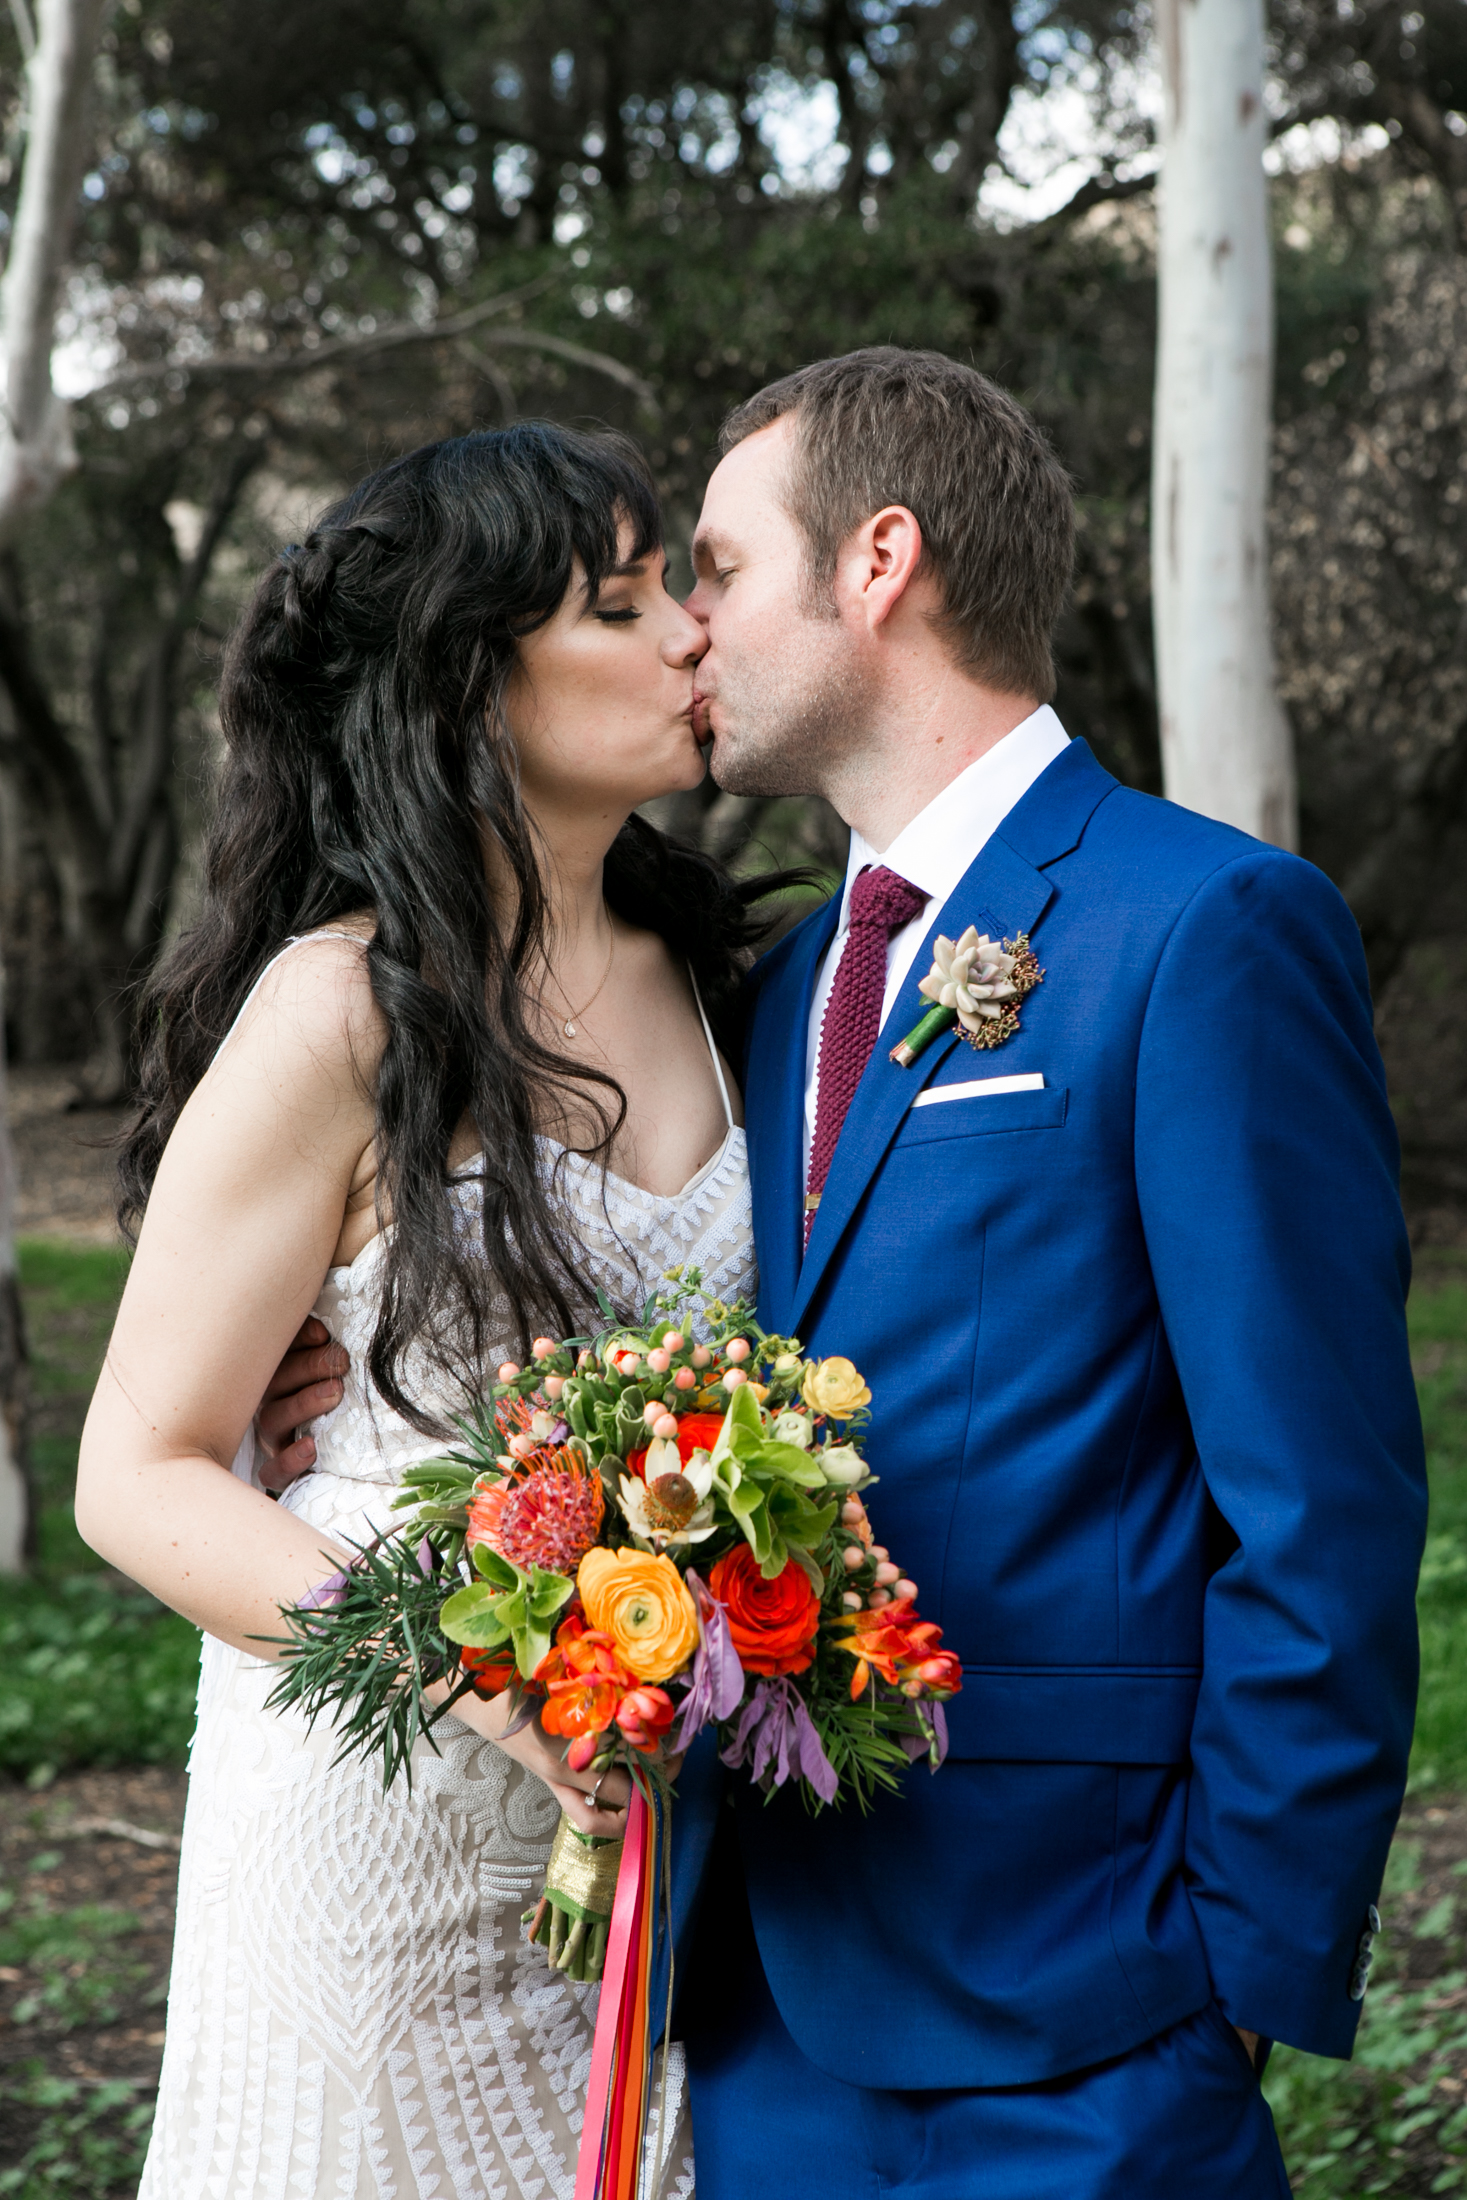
<box><xmin>466</xmin><ymin>1452</ymin><xmax>605</xmax><ymax>1575</ymax></box>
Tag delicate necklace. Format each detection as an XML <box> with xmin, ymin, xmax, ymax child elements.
<box><xmin>548</xmin><ymin>912</ymin><xmax>617</xmax><ymax>1038</ymax></box>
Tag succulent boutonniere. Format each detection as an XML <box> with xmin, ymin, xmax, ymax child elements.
<box><xmin>889</xmin><ymin>926</ymin><xmax>1043</xmax><ymax>1068</ymax></box>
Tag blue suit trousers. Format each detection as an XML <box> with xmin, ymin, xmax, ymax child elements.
<box><xmin>682</xmin><ymin>1863</ymin><xmax>1291</xmax><ymax>2200</ymax></box>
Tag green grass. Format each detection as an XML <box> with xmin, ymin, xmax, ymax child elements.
<box><xmin>0</xmin><ymin>2067</ymin><xmax>155</xmax><ymax>2198</ymax></box>
<box><xmin>0</xmin><ymin>1882</ymin><xmax>148</xmax><ymax>2031</ymax></box>
<box><xmin>1</xmin><ymin>1239</ymin><xmax>200</xmax><ymax>1777</ymax></box>
<box><xmin>1263</xmin><ymin>1256</ymin><xmax>1467</xmax><ymax>2193</ymax></box>
<box><xmin>1406</xmin><ymin>1277</ymin><xmax>1467</xmax><ymax>1799</ymax></box>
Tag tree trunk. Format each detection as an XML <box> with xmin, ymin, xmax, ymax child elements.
<box><xmin>0</xmin><ymin>0</ymin><xmax>111</xmax><ymax>1567</ymax></box>
<box><xmin>0</xmin><ymin>964</ymin><xmax>34</xmax><ymax>1573</ymax></box>
<box><xmin>0</xmin><ymin>0</ymin><xmax>109</xmax><ymax>540</ymax></box>
<box><xmin>1151</xmin><ymin>0</ymin><xmax>1296</xmax><ymax>850</ymax></box>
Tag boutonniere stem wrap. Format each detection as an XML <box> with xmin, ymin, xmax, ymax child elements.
<box><xmin>890</xmin><ymin>927</ymin><xmax>1043</xmax><ymax>1067</ymax></box>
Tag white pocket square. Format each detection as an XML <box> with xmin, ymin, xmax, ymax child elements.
<box><xmin>912</xmin><ymin>1073</ymin><xmax>1046</xmax><ymax>1108</ymax></box>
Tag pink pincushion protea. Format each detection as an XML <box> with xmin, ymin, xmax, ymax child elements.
<box><xmin>466</xmin><ymin>1451</ymin><xmax>605</xmax><ymax>1576</ymax></box>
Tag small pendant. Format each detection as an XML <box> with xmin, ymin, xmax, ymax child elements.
<box><xmin>564</xmin><ymin>1020</ymin><xmax>576</xmax><ymax>1037</ymax></box>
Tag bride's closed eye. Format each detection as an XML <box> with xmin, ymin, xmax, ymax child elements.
<box><xmin>593</xmin><ymin>606</ymin><xmax>641</xmax><ymax>624</ymax></box>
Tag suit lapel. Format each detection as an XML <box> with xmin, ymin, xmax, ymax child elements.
<box><xmin>789</xmin><ymin>739</ymin><xmax>1117</xmax><ymax>1336</ymax></box>
<box><xmin>745</xmin><ymin>892</ymin><xmax>841</xmax><ymax>1332</ymax></box>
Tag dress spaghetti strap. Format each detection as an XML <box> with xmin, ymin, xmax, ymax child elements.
<box><xmin>687</xmin><ymin>965</ymin><xmax>734</xmax><ymax>1130</ymax></box>
<box><xmin>213</xmin><ymin>929</ymin><xmax>368</xmax><ymax>1063</ymax></box>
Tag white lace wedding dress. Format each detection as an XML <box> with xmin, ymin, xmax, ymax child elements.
<box><xmin>139</xmin><ymin>935</ymin><xmax>755</xmax><ymax>2200</ymax></box>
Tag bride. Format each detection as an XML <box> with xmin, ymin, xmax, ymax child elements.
<box><xmin>75</xmin><ymin>422</ymin><xmax>766</xmax><ymax>2198</ymax></box>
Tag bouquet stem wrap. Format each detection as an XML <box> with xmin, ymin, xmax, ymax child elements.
<box><xmin>528</xmin><ymin>1816</ymin><xmax>623</xmax><ymax>1980</ymax></box>
<box><xmin>576</xmin><ymin>1787</ymin><xmax>658</xmax><ymax>2200</ymax></box>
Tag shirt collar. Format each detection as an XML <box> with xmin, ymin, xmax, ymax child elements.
<box><xmin>837</xmin><ymin>704</ymin><xmax>1071</xmax><ymax>927</ymax></box>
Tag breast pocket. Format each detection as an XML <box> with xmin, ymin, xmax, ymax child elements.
<box><xmin>896</xmin><ymin>1084</ymin><xmax>1069</xmax><ymax>1146</ymax></box>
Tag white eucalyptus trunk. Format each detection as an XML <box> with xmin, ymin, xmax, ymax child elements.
<box><xmin>0</xmin><ymin>0</ymin><xmax>109</xmax><ymax>1567</ymax></box>
<box><xmin>0</xmin><ymin>0</ymin><xmax>107</xmax><ymax>542</ymax></box>
<box><xmin>1151</xmin><ymin>0</ymin><xmax>1296</xmax><ymax>849</ymax></box>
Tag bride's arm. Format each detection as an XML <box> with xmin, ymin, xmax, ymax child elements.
<box><xmin>75</xmin><ymin>939</ymin><xmax>631</xmax><ymax>1834</ymax></box>
<box><xmin>75</xmin><ymin>939</ymin><xmax>380</xmax><ymax>1651</ymax></box>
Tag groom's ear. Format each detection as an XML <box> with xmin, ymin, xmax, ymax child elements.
<box><xmin>838</xmin><ymin>504</ymin><xmax>929</xmax><ymax>636</ymax></box>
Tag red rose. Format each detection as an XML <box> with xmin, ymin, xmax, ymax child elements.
<box><xmin>625</xmin><ymin>1411</ymin><xmax>727</xmax><ymax>1483</ymax></box>
<box><xmin>707</xmin><ymin>1545</ymin><xmax>821</xmax><ymax>1677</ymax></box>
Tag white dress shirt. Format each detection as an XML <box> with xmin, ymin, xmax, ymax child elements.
<box><xmin>802</xmin><ymin>704</ymin><xmax>1071</xmax><ymax>1176</ymax></box>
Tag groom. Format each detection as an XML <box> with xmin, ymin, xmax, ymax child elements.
<box><xmin>668</xmin><ymin>347</ymin><xmax>1425</xmax><ymax>2196</ymax></box>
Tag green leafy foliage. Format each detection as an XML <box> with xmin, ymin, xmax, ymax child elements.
<box><xmin>0</xmin><ymin>1577</ymin><xmax>200</xmax><ymax>1779</ymax></box>
<box><xmin>439</xmin><ymin>1548</ymin><xmax>574</xmax><ymax>1676</ymax></box>
<box><xmin>0</xmin><ymin>1892</ymin><xmax>147</xmax><ymax>2031</ymax></box>
<box><xmin>0</xmin><ymin>2067</ymin><xmax>154</xmax><ymax>2199</ymax></box>
<box><xmin>0</xmin><ymin>1241</ymin><xmax>199</xmax><ymax>1779</ymax></box>
<box><xmin>707</xmin><ymin>1383</ymin><xmax>839</xmax><ymax>1579</ymax></box>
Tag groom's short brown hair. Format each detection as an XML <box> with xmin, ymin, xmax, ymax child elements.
<box><xmin>720</xmin><ymin>347</ymin><xmax>1074</xmax><ymax>702</ymax></box>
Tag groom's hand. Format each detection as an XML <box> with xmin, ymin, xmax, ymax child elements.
<box><xmin>256</xmin><ymin>1314</ymin><xmax>348</xmax><ymax>1493</ymax></box>
<box><xmin>1234</xmin><ymin>2025</ymin><xmax>1260</xmax><ymax>2070</ymax></box>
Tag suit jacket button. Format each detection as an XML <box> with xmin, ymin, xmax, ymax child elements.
<box><xmin>1349</xmin><ymin>1909</ymin><xmax>1380</xmax><ymax>2001</ymax></box>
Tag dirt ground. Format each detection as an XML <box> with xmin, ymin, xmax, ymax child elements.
<box><xmin>6</xmin><ymin>1068</ymin><xmax>129</xmax><ymax>1245</ymax></box>
<box><xmin>0</xmin><ymin>1767</ymin><xmax>185</xmax><ymax>2177</ymax></box>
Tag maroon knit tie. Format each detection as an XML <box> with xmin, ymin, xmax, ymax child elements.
<box><xmin>805</xmin><ymin>864</ymin><xmax>928</xmax><ymax>1243</ymax></box>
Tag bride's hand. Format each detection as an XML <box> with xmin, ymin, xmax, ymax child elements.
<box><xmin>445</xmin><ymin>1684</ymin><xmax>633</xmax><ymax>1837</ymax></box>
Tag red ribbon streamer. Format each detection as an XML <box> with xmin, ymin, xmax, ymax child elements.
<box><xmin>575</xmin><ymin>1789</ymin><xmax>654</xmax><ymax>2200</ymax></box>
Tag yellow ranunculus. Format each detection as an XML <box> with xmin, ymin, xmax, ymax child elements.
<box><xmin>801</xmin><ymin>1356</ymin><xmax>872</xmax><ymax>1421</ymax></box>
<box><xmin>576</xmin><ymin>1547</ymin><xmax>699</xmax><ymax>1682</ymax></box>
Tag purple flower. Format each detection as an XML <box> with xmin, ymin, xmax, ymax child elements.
<box><xmin>720</xmin><ymin>1674</ymin><xmax>838</xmax><ymax>1805</ymax></box>
<box><xmin>899</xmin><ymin>1701</ymin><xmax>950</xmax><ymax>1768</ymax></box>
<box><xmin>673</xmin><ymin>1570</ymin><xmax>746</xmax><ymax>1749</ymax></box>
<box><xmin>299</xmin><ymin>1567</ymin><xmax>349</xmax><ymax>1611</ymax></box>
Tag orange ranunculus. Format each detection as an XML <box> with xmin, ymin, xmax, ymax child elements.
<box><xmin>577</xmin><ymin>1548</ymin><xmax>700</xmax><ymax>1682</ymax></box>
<box><xmin>833</xmin><ymin>1605</ymin><xmax>961</xmax><ymax>1700</ymax></box>
<box><xmin>706</xmin><ymin>1545</ymin><xmax>820</xmax><ymax>1677</ymax></box>
<box><xmin>625</xmin><ymin>1411</ymin><xmax>727</xmax><ymax>1483</ymax></box>
<box><xmin>535</xmin><ymin>1614</ymin><xmax>637</xmax><ymax>1744</ymax></box>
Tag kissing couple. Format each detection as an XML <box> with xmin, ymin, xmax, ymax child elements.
<box><xmin>79</xmin><ymin>346</ymin><xmax>1425</xmax><ymax>2199</ymax></box>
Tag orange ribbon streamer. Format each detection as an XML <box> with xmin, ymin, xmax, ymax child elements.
<box><xmin>575</xmin><ymin>1787</ymin><xmax>657</xmax><ymax>2200</ymax></box>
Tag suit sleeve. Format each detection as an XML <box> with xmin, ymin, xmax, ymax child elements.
<box><xmin>1134</xmin><ymin>847</ymin><xmax>1426</xmax><ymax>2058</ymax></box>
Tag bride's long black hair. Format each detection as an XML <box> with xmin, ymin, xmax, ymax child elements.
<box><xmin>119</xmin><ymin>423</ymin><xmax>796</xmax><ymax>1431</ymax></box>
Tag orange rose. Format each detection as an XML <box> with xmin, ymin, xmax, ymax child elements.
<box><xmin>625</xmin><ymin>1412</ymin><xmax>726</xmax><ymax>1483</ymax></box>
<box><xmin>707</xmin><ymin>1545</ymin><xmax>820</xmax><ymax>1677</ymax></box>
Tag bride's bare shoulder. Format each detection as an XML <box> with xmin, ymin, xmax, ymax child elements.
<box><xmin>205</xmin><ymin>921</ymin><xmax>385</xmax><ymax>1127</ymax></box>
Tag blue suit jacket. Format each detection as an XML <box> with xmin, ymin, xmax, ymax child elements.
<box><xmin>688</xmin><ymin>738</ymin><xmax>1424</xmax><ymax>2091</ymax></box>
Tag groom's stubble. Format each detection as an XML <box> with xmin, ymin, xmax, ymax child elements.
<box><xmin>705</xmin><ymin>633</ymin><xmax>877</xmax><ymax>804</ymax></box>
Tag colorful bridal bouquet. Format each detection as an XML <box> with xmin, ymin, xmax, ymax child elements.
<box><xmin>269</xmin><ymin>1272</ymin><xmax>959</xmax><ymax>1983</ymax></box>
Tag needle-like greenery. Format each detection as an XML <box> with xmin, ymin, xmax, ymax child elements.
<box><xmin>263</xmin><ymin>1534</ymin><xmax>475</xmax><ymax>1790</ymax></box>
